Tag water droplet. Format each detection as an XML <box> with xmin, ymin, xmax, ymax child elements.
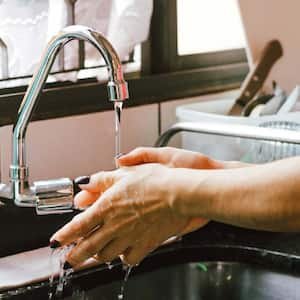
<box><xmin>106</xmin><ymin>262</ymin><xmax>114</xmax><ymax>270</ymax></box>
<box><xmin>118</xmin><ymin>294</ymin><xmax>124</xmax><ymax>300</ymax></box>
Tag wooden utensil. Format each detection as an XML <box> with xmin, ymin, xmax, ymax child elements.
<box><xmin>229</xmin><ymin>40</ymin><xmax>283</xmax><ymax>116</ymax></box>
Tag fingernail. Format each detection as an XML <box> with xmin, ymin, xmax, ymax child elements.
<box><xmin>49</xmin><ymin>240</ymin><xmax>61</xmax><ymax>249</ymax></box>
<box><xmin>75</xmin><ymin>176</ymin><xmax>90</xmax><ymax>185</ymax></box>
<box><xmin>63</xmin><ymin>261</ymin><xmax>73</xmax><ymax>270</ymax></box>
<box><xmin>115</xmin><ymin>153</ymin><xmax>126</xmax><ymax>160</ymax></box>
<box><xmin>114</xmin><ymin>153</ymin><xmax>124</xmax><ymax>168</ymax></box>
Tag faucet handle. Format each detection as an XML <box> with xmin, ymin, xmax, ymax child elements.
<box><xmin>34</xmin><ymin>178</ymin><xmax>74</xmax><ymax>215</ymax></box>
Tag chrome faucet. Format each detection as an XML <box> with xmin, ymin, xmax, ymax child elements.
<box><xmin>0</xmin><ymin>25</ymin><xmax>128</xmax><ymax>214</ymax></box>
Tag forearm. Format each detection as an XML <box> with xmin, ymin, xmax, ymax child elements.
<box><xmin>172</xmin><ymin>157</ymin><xmax>300</xmax><ymax>232</ymax></box>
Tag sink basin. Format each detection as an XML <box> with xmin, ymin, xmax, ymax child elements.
<box><xmin>65</xmin><ymin>261</ymin><xmax>300</xmax><ymax>300</ymax></box>
<box><xmin>2</xmin><ymin>259</ymin><xmax>300</xmax><ymax>299</ymax></box>
<box><xmin>2</xmin><ymin>223</ymin><xmax>300</xmax><ymax>300</ymax></box>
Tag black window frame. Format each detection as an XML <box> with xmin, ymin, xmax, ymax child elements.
<box><xmin>148</xmin><ymin>0</ymin><xmax>247</xmax><ymax>74</ymax></box>
<box><xmin>0</xmin><ymin>0</ymin><xmax>249</xmax><ymax>127</ymax></box>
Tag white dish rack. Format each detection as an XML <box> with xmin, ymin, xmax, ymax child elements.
<box><xmin>176</xmin><ymin>98</ymin><xmax>300</xmax><ymax>163</ymax></box>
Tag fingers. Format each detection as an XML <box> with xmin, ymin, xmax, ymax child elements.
<box><xmin>121</xmin><ymin>224</ymin><xmax>171</xmax><ymax>266</ymax></box>
<box><xmin>94</xmin><ymin>224</ymin><xmax>147</xmax><ymax>263</ymax></box>
<box><xmin>94</xmin><ymin>238</ymin><xmax>130</xmax><ymax>264</ymax></box>
<box><xmin>66</xmin><ymin>222</ymin><xmax>116</xmax><ymax>267</ymax></box>
<box><xmin>121</xmin><ymin>238</ymin><xmax>160</xmax><ymax>266</ymax></box>
<box><xmin>50</xmin><ymin>198</ymin><xmax>107</xmax><ymax>246</ymax></box>
<box><xmin>117</xmin><ymin>147</ymin><xmax>217</xmax><ymax>170</ymax></box>
<box><xmin>118</xmin><ymin>147</ymin><xmax>172</xmax><ymax>167</ymax></box>
<box><xmin>74</xmin><ymin>190</ymin><xmax>100</xmax><ymax>209</ymax></box>
<box><xmin>117</xmin><ymin>147</ymin><xmax>159</xmax><ymax>166</ymax></box>
<box><xmin>65</xmin><ymin>214</ymin><xmax>140</xmax><ymax>266</ymax></box>
<box><xmin>78</xmin><ymin>170</ymin><xmax>119</xmax><ymax>193</ymax></box>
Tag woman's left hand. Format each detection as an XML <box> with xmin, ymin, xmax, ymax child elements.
<box><xmin>50</xmin><ymin>164</ymin><xmax>209</xmax><ymax>267</ymax></box>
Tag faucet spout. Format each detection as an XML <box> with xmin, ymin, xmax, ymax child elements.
<box><xmin>9</xmin><ymin>25</ymin><xmax>129</xmax><ymax>207</ymax></box>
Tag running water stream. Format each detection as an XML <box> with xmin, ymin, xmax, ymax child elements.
<box><xmin>114</xmin><ymin>101</ymin><xmax>134</xmax><ymax>300</ymax></box>
<box><xmin>118</xmin><ymin>266</ymin><xmax>133</xmax><ymax>300</ymax></box>
<box><xmin>48</xmin><ymin>101</ymin><xmax>132</xmax><ymax>299</ymax></box>
<box><xmin>114</xmin><ymin>101</ymin><xmax>123</xmax><ymax>160</ymax></box>
<box><xmin>48</xmin><ymin>246</ymin><xmax>75</xmax><ymax>300</ymax></box>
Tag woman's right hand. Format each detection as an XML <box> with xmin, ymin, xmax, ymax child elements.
<box><xmin>117</xmin><ymin>147</ymin><xmax>224</xmax><ymax>170</ymax></box>
<box><xmin>52</xmin><ymin>164</ymin><xmax>210</xmax><ymax>267</ymax></box>
<box><xmin>117</xmin><ymin>147</ymin><xmax>252</xmax><ymax>170</ymax></box>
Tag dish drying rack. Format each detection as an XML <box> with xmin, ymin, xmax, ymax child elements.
<box><xmin>250</xmin><ymin>121</ymin><xmax>300</xmax><ymax>163</ymax></box>
<box><xmin>157</xmin><ymin>98</ymin><xmax>300</xmax><ymax>164</ymax></box>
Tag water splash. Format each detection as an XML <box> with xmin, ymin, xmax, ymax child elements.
<box><xmin>48</xmin><ymin>249</ymin><xmax>57</xmax><ymax>299</ymax></box>
<box><xmin>48</xmin><ymin>245</ymin><xmax>75</xmax><ymax>300</ymax></box>
<box><xmin>118</xmin><ymin>265</ymin><xmax>133</xmax><ymax>300</ymax></box>
<box><xmin>106</xmin><ymin>262</ymin><xmax>114</xmax><ymax>270</ymax></box>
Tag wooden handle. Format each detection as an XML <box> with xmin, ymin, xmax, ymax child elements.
<box><xmin>229</xmin><ymin>40</ymin><xmax>283</xmax><ymax>116</ymax></box>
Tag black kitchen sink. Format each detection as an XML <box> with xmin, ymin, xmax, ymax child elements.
<box><xmin>64</xmin><ymin>261</ymin><xmax>300</xmax><ymax>300</ymax></box>
<box><xmin>2</xmin><ymin>222</ymin><xmax>300</xmax><ymax>300</ymax></box>
<box><xmin>2</xmin><ymin>260</ymin><xmax>300</xmax><ymax>300</ymax></box>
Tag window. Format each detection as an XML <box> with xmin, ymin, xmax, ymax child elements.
<box><xmin>177</xmin><ymin>0</ymin><xmax>246</xmax><ymax>55</ymax></box>
<box><xmin>149</xmin><ymin>0</ymin><xmax>248</xmax><ymax>74</ymax></box>
<box><xmin>0</xmin><ymin>0</ymin><xmax>248</xmax><ymax>126</ymax></box>
<box><xmin>0</xmin><ymin>0</ymin><xmax>151</xmax><ymax>88</ymax></box>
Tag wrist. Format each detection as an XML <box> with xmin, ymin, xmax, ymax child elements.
<box><xmin>218</xmin><ymin>160</ymin><xmax>254</xmax><ymax>169</ymax></box>
<box><xmin>168</xmin><ymin>168</ymin><xmax>216</xmax><ymax>219</ymax></box>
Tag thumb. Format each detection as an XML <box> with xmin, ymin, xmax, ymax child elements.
<box><xmin>74</xmin><ymin>190</ymin><xmax>100</xmax><ymax>209</ymax></box>
<box><xmin>75</xmin><ymin>170</ymin><xmax>121</xmax><ymax>194</ymax></box>
<box><xmin>117</xmin><ymin>147</ymin><xmax>163</xmax><ymax>167</ymax></box>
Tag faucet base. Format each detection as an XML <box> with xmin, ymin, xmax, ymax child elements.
<box><xmin>13</xmin><ymin>180</ymin><xmax>36</xmax><ymax>207</ymax></box>
<box><xmin>0</xmin><ymin>183</ymin><xmax>12</xmax><ymax>201</ymax></box>
<box><xmin>34</xmin><ymin>178</ymin><xmax>74</xmax><ymax>215</ymax></box>
<box><xmin>6</xmin><ymin>25</ymin><xmax>129</xmax><ymax>213</ymax></box>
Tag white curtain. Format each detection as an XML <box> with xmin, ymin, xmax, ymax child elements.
<box><xmin>0</xmin><ymin>0</ymin><xmax>48</xmax><ymax>78</ymax></box>
<box><xmin>0</xmin><ymin>0</ymin><xmax>153</xmax><ymax>78</ymax></box>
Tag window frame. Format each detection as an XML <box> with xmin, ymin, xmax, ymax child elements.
<box><xmin>0</xmin><ymin>0</ymin><xmax>249</xmax><ymax>126</ymax></box>
<box><xmin>148</xmin><ymin>0</ymin><xmax>247</xmax><ymax>73</ymax></box>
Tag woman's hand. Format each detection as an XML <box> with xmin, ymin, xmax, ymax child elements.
<box><xmin>117</xmin><ymin>147</ymin><xmax>224</xmax><ymax>170</ymax></box>
<box><xmin>117</xmin><ymin>147</ymin><xmax>251</xmax><ymax>170</ymax></box>
<box><xmin>50</xmin><ymin>164</ymin><xmax>209</xmax><ymax>267</ymax></box>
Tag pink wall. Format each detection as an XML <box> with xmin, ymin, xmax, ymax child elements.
<box><xmin>0</xmin><ymin>91</ymin><xmax>234</xmax><ymax>183</ymax></box>
<box><xmin>239</xmin><ymin>0</ymin><xmax>300</xmax><ymax>93</ymax></box>
<box><xmin>0</xmin><ymin>105</ymin><xmax>159</xmax><ymax>182</ymax></box>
